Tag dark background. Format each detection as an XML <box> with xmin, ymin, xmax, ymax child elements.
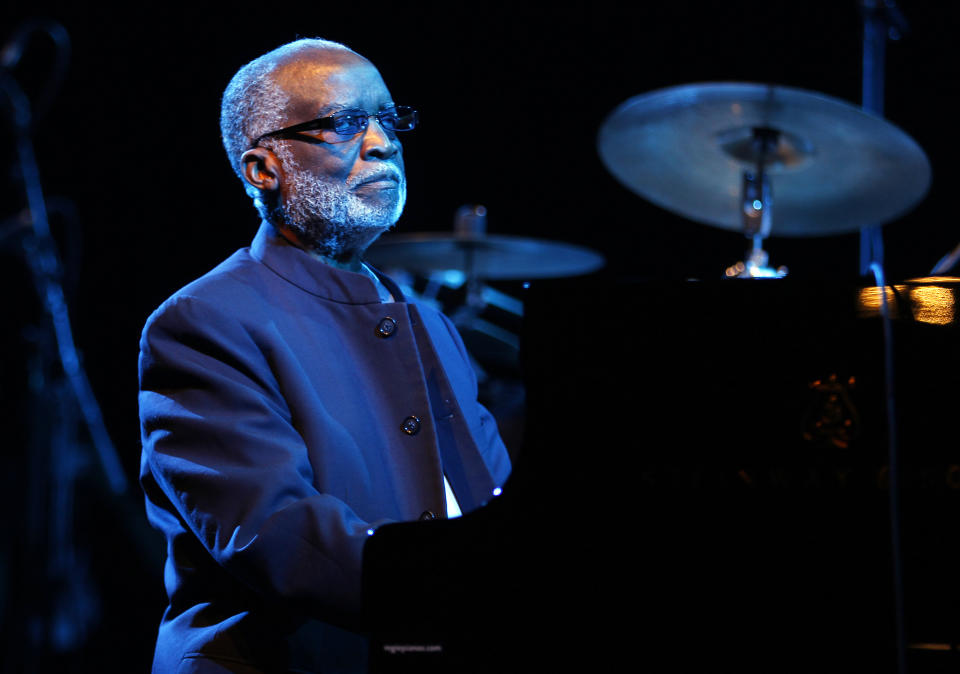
<box><xmin>1</xmin><ymin>1</ymin><xmax>958</xmax><ymax>671</ymax></box>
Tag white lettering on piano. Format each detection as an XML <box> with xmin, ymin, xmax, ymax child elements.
<box><xmin>383</xmin><ymin>644</ymin><xmax>444</xmax><ymax>654</ymax></box>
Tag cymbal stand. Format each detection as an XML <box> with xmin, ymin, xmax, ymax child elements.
<box><xmin>726</xmin><ymin>128</ymin><xmax>787</xmax><ymax>279</ymax></box>
<box><xmin>448</xmin><ymin>206</ymin><xmax>522</xmax><ymax>375</ymax></box>
<box><xmin>452</xmin><ymin>204</ymin><xmax>489</xmax><ymax>317</ymax></box>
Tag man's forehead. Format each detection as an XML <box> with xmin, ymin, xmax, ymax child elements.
<box><xmin>271</xmin><ymin>48</ymin><xmax>388</xmax><ymax>112</ymax></box>
<box><xmin>275</xmin><ymin>47</ymin><xmax>364</xmax><ymax>79</ymax></box>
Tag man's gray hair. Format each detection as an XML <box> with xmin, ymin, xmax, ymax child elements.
<box><xmin>219</xmin><ymin>38</ymin><xmax>356</xmax><ymax>203</ymax></box>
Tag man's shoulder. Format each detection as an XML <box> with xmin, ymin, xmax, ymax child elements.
<box><xmin>143</xmin><ymin>246</ymin><xmax>272</xmax><ymax>333</ymax></box>
<box><xmin>177</xmin><ymin>248</ymin><xmax>263</xmax><ymax>301</ymax></box>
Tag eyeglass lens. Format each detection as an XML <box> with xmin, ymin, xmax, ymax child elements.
<box><xmin>331</xmin><ymin>107</ymin><xmax>417</xmax><ymax>136</ymax></box>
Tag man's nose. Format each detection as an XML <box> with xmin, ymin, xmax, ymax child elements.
<box><xmin>361</xmin><ymin>117</ymin><xmax>400</xmax><ymax>160</ymax></box>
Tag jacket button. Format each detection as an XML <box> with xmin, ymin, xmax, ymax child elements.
<box><xmin>375</xmin><ymin>317</ymin><xmax>398</xmax><ymax>338</ymax></box>
<box><xmin>419</xmin><ymin>510</ymin><xmax>439</xmax><ymax>521</ymax></box>
<box><xmin>400</xmin><ymin>415</ymin><xmax>421</xmax><ymax>435</ymax></box>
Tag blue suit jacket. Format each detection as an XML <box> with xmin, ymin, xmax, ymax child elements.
<box><xmin>139</xmin><ymin>222</ymin><xmax>511</xmax><ymax>673</ymax></box>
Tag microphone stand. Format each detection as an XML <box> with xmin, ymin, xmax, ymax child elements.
<box><xmin>859</xmin><ymin>0</ymin><xmax>908</xmax><ymax>276</ymax></box>
<box><xmin>858</xmin><ymin>3</ymin><xmax>909</xmax><ymax>672</ymax></box>
<box><xmin>3</xmin><ymin>86</ymin><xmax>127</xmax><ymax>496</ymax></box>
<box><xmin>1</xmin><ymin>20</ymin><xmax>125</xmax><ymax>667</ymax></box>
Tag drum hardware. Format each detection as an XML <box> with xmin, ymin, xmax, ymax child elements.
<box><xmin>726</xmin><ymin>127</ymin><xmax>787</xmax><ymax>278</ymax></box>
<box><xmin>452</xmin><ymin>204</ymin><xmax>489</xmax><ymax>314</ymax></box>
<box><xmin>931</xmin><ymin>243</ymin><xmax>960</xmax><ymax>276</ymax></box>
<box><xmin>366</xmin><ymin>206</ymin><xmax>604</xmax><ymax>377</ymax></box>
<box><xmin>365</xmin><ymin>211</ymin><xmax>605</xmax><ymax>283</ymax></box>
<box><xmin>365</xmin><ymin>204</ymin><xmax>605</xmax><ymax>339</ymax></box>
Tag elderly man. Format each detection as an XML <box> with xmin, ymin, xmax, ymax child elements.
<box><xmin>138</xmin><ymin>38</ymin><xmax>511</xmax><ymax>673</ymax></box>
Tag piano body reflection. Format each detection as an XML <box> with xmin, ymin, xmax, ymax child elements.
<box><xmin>363</xmin><ymin>277</ymin><xmax>960</xmax><ymax>673</ymax></box>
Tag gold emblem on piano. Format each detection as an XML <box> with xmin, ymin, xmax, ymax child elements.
<box><xmin>803</xmin><ymin>374</ymin><xmax>860</xmax><ymax>449</ymax></box>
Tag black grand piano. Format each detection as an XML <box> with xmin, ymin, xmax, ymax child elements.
<box><xmin>364</xmin><ymin>276</ymin><xmax>960</xmax><ymax>673</ymax></box>
<box><xmin>361</xmin><ymin>84</ymin><xmax>956</xmax><ymax>673</ymax></box>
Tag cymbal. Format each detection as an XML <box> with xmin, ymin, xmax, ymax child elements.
<box><xmin>597</xmin><ymin>82</ymin><xmax>931</xmax><ymax>237</ymax></box>
<box><xmin>365</xmin><ymin>233</ymin><xmax>605</xmax><ymax>280</ymax></box>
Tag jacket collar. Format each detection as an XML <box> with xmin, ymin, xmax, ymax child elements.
<box><xmin>249</xmin><ymin>221</ymin><xmax>403</xmax><ymax>304</ymax></box>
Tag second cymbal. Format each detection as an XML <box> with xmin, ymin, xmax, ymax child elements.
<box><xmin>365</xmin><ymin>233</ymin><xmax>606</xmax><ymax>280</ymax></box>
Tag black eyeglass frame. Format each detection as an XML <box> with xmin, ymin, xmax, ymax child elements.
<box><xmin>251</xmin><ymin>105</ymin><xmax>418</xmax><ymax>148</ymax></box>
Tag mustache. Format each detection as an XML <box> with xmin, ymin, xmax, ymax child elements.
<box><xmin>350</xmin><ymin>166</ymin><xmax>404</xmax><ymax>188</ymax></box>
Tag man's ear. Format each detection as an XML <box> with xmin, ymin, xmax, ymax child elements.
<box><xmin>241</xmin><ymin>147</ymin><xmax>282</xmax><ymax>192</ymax></box>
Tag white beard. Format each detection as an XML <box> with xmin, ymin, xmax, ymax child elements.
<box><xmin>273</xmin><ymin>151</ymin><xmax>406</xmax><ymax>260</ymax></box>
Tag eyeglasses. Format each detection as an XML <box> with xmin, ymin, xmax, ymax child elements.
<box><xmin>252</xmin><ymin>105</ymin><xmax>418</xmax><ymax>147</ymax></box>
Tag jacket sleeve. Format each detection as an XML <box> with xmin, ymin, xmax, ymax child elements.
<box><xmin>138</xmin><ymin>293</ymin><xmax>383</xmax><ymax>622</ymax></box>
